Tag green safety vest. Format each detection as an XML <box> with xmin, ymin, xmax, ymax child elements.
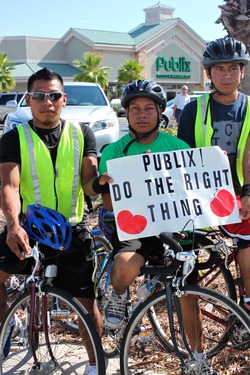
<box><xmin>194</xmin><ymin>94</ymin><xmax>250</xmax><ymax>186</ymax></box>
<box><xmin>17</xmin><ymin>121</ymin><xmax>84</xmax><ymax>226</ymax></box>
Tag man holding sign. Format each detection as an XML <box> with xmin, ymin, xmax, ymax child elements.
<box><xmin>98</xmin><ymin>80</ymin><xmax>218</xmax><ymax>373</ymax></box>
<box><xmin>178</xmin><ymin>37</ymin><xmax>250</xmax><ymax>316</ymax></box>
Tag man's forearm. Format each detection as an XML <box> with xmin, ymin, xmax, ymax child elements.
<box><xmin>1</xmin><ymin>186</ymin><xmax>21</xmax><ymax>229</ymax></box>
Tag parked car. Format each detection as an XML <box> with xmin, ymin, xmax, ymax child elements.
<box><xmin>190</xmin><ymin>91</ymin><xmax>210</xmax><ymax>95</ymax></box>
<box><xmin>117</xmin><ymin>106</ymin><xmax>126</xmax><ymax>117</ymax></box>
<box><xmin>110</xmin><ymin>98</ymin><xmax>126</xmax><ymax>117</ymax></box>
<box><xmin>161</xmin><ymin>94</ymin><xmax>203</xmax><ymax>128</ymax></box>
<box><xmin>3</xmin><ymin>82</ymin><xmax>120</xmax><ymax>158</ymax></box>
<box><xmin>0</xmin><ymin>92</ymin><xmax>25</xmax><ymax>125</ymax></box>
<box><xmin>161</xmin><ymin>99</ymin><xmax>174</xmax><ymax>128</ymax></box>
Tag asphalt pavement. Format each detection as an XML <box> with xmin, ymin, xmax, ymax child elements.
<box><xmin>118</xmin><ymin>116</ymin><xmax>129</xmax><ymax>139</ymax></box>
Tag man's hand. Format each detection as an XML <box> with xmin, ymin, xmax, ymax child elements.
<box><xmin>91</xmin><ymin>173</ymin><xmax>113</xmax><ymax>195</ymax></box>
<box><xmin>98</xmin><ymin>172</ymin><xmax>113</xmax><ymax>185</ymax></box>
<box><xmin>240</xmin><ymin>195</ymin><xmax>250</xmax><ymax>220</ymax></box>
<box><xmin>6</xmin><ymin>223</ymin><xmax>31</xmax><ymax>260</ymax></box>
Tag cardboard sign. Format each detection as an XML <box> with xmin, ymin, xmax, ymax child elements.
<box><xmin>107</xmin><ymin>146</ymin><xmax>240</xmax><ymax>241</ymax></box>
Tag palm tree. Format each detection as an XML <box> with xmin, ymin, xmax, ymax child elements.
<box><xmin>73</xmin><ymin>52</ymin><xmax>111</xmax><ymax>89</ymax></box>
<box><xmin>117</xmin><ymin>59</ymin><xmax>144</xmax><ymax>83</ymax></box>
<box><xmin>216</xmin><ymin>0</ymin><xmax>250</xmax><ymax>94</ymax></box>
<box><xmin>0</xmin><ymin>53</ymin><xmax>15</xmax><ymax>92</ymax></box>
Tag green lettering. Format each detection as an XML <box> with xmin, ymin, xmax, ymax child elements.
<box><xmin>156</xmin><ymin>56</ymin><xmax>165</xmax><ymax>71</ymax></box>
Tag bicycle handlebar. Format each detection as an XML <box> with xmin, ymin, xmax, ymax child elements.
<box><xmin>140</xmin><ymin>232</ymin><xmax>184</xmax><ymax>276</ymax></box>
<box><xmin>22</xmin><ymin>245</ymin><xmax>40</xmax><ymax>283</ymax></box>
<box><xmin>103</xmin><ymin>211</ymin><xmax>225</xmax><ymax>272</ymax></box>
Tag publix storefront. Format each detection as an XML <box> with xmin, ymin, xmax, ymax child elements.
<box><xmin>155</xmin><ymin>56</ymin><xmax>193</xmax><ymax>98</ymax></box>
<box><xmin>156</xmin><ymin>56</ymin><xmax>191</xmax><ymax>79</ymax></box>
<box><xmin>1</xmin><ymin>3</ymin><xmax>210</xmax><ymax>98</ymax></box>
<box><xmin>154</xmin><ymin>55</ymin><xmax>205</xmax><ymax>100</ymax></box>
<box><xmin>102</xmin><ymin>3</ymin><xmax>210</xmax><ymax>100</ymax></box>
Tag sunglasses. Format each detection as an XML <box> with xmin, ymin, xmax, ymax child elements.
<box><xmin>28</xmin><ymin>92</ymin><xmax>64</xmax><ymax>101</ymax></box>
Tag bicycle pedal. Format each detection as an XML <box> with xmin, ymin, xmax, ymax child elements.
<box><xmin>51</xmin><ymin>310</ymin><xmax>70</xmax><ymax>319</ymax></box>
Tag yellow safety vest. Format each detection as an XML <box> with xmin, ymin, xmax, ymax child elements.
<box><xmin>194</xmin><ymin>94</ymin><xmax>250</xmax><ymax>186</ymax></box>
<box><xmin>17</xmin><ymin>121</ymin><xmax>84</xmax><ymax>225</ymax></box>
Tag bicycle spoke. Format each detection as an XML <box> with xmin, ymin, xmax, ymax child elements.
<box><xmin>0</xmin><ymin>287</ymin><xmax>105</xmax><ymax>374</ymax></box>
<box><xmin>120</xmin><ymin>287</ymin><xmax>250</xmax><ymax>374</ymax></box>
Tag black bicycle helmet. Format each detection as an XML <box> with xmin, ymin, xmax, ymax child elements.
<box><xmin>22</xmin><ymin>204</ymin><xmax>72</xmax><ymax>251</ymax></box>
<box><xmin>202</xmin><ymin>37</ymin><xmax>249</xmax><ymax>68</ymax></box>
<box><xmin>121</xmin><ymin>80</ymin><xmax>166</xmax><ymax>110</ymax></box>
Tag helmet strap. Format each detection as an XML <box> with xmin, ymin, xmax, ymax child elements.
<box><xmin>123</xmin><ymin>102</ymin><xmax>161</xmax><ymax>155</ymax></box>
<box><xmin>212</xmin><ymin>81</ymin><xmax>241</xmax><ymax>96</ymax></box>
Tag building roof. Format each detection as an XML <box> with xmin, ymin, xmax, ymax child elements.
<box><xmin>69</xmin><ymin>28</ymin><xmax>135</xmax><ymax>46</ymax></box>
<box><xmin>129</xmin><ymin>19</ymin><xmax>176</xmax><ymax>44</ymax></box>
<box><xmin>13</xmin><ymin>62</ymin><xmax>80</xmax><ymax>79</ymax></box>
<box><xmin>69</xmin><ymin>18</ymin><xmax>177</xmax><ymax>46</ymax></box>
<box><xmin>143</xmin><ymin>2</ymin><xmax>175</xmax><ymax>11</ymax></box>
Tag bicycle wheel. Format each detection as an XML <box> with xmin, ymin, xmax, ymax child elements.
<box><xmin>120</xmin><ymin>286</ymin><xmax>250</xmax><ymax>374</ymax></box>
<box><xmin>147</xmin><ymin>232</ymin><xmax>236</xmax><ymax>353</ymax></box>
<box><xmin>0</xmin><ymin>286</ymin><xmax>105</xmax><ymax>374</ymax></box>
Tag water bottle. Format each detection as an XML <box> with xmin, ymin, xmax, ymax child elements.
<box><xmin>136</xmin><ymin>277</ymin><xmax>158</xmax><ymax>301</ymax></box>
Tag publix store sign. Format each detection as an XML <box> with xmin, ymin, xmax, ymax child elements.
<box><xmin>156</xmin><ymin>56</ymin><xmax>191</xmax><ymax>79</ymax></box>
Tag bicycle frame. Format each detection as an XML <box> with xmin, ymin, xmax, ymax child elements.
<box><xmin>195</xmin><ymin>230</ymin><xmax>245</xmax><ymax>303</ymax></box>
<box><xmin>16</xmin><ymin>246</ymin><xmax>58</xmax><ymax>368</ymax></box>
<box><xmin>28</xmin><ymin>259</ymin><xmax>57</xmax><ymax>368</ymax></box>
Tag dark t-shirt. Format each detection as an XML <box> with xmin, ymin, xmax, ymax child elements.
<box><xmin>0</xmin><ymin>119</ymin><xmax>97</xmax><ymax>165</ymax></box>
<box><xmin>178</xmin><ymin>92</ymin><xmax>247</xmax><ymax>195</ymax></box>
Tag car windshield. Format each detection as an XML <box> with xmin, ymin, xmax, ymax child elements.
<box><xmin>64</xmin><ymin>85</ymin><xmax>107</xmax><ymax>106</ymax></box>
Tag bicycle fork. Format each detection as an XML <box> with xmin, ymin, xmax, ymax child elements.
<box><xmin>29</xmin><ymin>283</ymin><xmax>57</xmax><ymax>370</ymax></box>
<box><xmin>165</xmin><ymin>281</ymin><xmax>191</xmax><ymax>369</ymax></box>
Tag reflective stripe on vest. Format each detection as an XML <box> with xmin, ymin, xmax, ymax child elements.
<box><xmin>18</xmin><ymin>121</ymin><xmax>84</xmax><ymax>225</ymax></box>
<box><xmin>194</xmin><ymin>94</ymin><xmax>250</xmax><ymax>186</ymax></box>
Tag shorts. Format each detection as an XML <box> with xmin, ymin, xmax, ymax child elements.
<box><xmin>111</xmin><ymin>229</ymin><xmax>165</xmax><ymax>264</ymax></box>
<box><xmin>111</xmin><ymin>229</ymin><xmax>198</xmax><ymax>283</ymax></box>
<box><xmin>221</xmin><ymin>195</ymin><xmax>250</xmax><ymax>249</ymax></box>
<box><xmin>0</xmin><ymin>226</ymin><xmax>95</xmax><ymax>299</ymax></box>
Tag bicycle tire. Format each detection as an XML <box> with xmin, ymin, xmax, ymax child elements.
<box><xmin>0</xmin><ymin>286</ymin><xmax>105</xmax><ymax>374</ymax></box>
<box><xmin>120</xmin><ymin>286</ymin><xmax>250</xmax><ymax>374</ymax></box>
<box><xmin>147</xmin><ymin>232</ymin><xmax>237</xmax><ymax>352</ymax></box>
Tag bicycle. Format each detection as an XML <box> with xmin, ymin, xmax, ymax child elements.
<box><xmin>119</xmin><ymin>232</ymin><xmax>250</xmax><ymax>374</ymax></box>
<box><xmin>90</xmin><ymin>212</ymin><xmax>238</xmax><ymax>358</ymax></box>
<box><xmin>5</xmin><ymin>225</ymin><xmax>112</xmax><ymax>332</ymax></box>
<box><xmin>0</xmin><ymin>243</ymin><xmax>106</xmax><ymax>374</ymax></box>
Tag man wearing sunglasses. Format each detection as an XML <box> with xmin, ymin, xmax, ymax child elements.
<box><xmin>0</xmin><ymin>68</ymin><xmax>104</xmax><ymax>375</ymax></box>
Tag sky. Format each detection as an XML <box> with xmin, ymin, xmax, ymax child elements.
<box><xmin>0</xmin><ymin>1</ymin><xmax>226</xmax><ymax>41</ymax></box>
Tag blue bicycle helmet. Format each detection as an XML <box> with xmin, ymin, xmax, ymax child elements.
<box><xmin>23</xmin><ymin>204</ymin><xmax>72</xmax><ymax>251</ymax></box>
<box><xmin>98</xmin><ymin>207</ymin><xmax>115</xmax><ymax>241</ymax></box>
